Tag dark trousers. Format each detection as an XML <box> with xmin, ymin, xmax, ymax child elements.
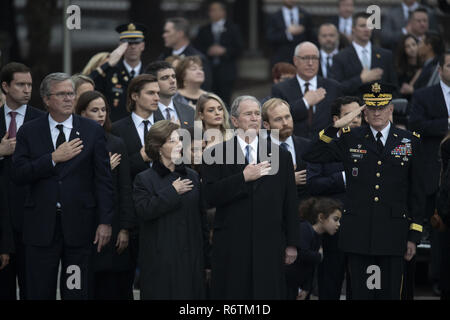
<box><xmin>347</xmin><ymin>254</ymin><xmax>403</xmax><ymax>300</ymax></box>
<box><xmin>0</xmin><ymin>230</ymin><xmax>27</xmax><ymax>300</ymax></box>
<box><xmin>126</xmin><ymin>234</ymin><xmax>139</xmax><ymax>294</ymax></box>
<box><xmin>401</xmin><ymin>256</ymin><xmax>416</xmax><ymax>300</ymax></box>
<box><xmin>94</xmin><ymin>270</ymin><xmax>133</xmax><ymax>300</ymax></box>
<box><xmin>439</xmin><ymin>228</ymin><xmax>450</xmax><ymax>299</ymax></box>
<box><xmin>426</xmin><ymin>194</ymin><xmax>441</xmax><ymax>284</ymax></box>
<box><xmin>212</xmin><ymin>64</ymin><xmax>236</xmax><ymax>107</ymax></box>
<box><xmin>25</xmin><ymin>215</ymin><xmax>93</xmax><ymax>300</ymax></box>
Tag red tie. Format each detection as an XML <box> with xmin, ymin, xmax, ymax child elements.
<box><xmin>8</xmin><ymin>111</ymin><xmax>17</xmax><ymax>138</ymax></box>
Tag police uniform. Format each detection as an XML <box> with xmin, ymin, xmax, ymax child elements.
<box><xmin>303</xmin><ymin>82</ymin><xmax>425</xmax><ymax>300</ymax></box>
<box><xmin>90</xmin><ymin>23</ymin><xmax>147</xmax><ymax>122</ymax></box>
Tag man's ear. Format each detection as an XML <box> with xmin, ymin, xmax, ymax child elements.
<box><xmin>1</xmin><ymin>82</ymin><xmax>8</xmax><ymax>95</ymax></box>
<box><xmin>263</xmin><ymin>120</ymin><xmax>271</xmax><ymax>130</ymax></box>
<box><xmin>131</xmin><ymin>92</ymin><xmax>139</xmax><ymax>102</ymax></box>
<box><xmin>231</xmin><ymin>116</ymin><xmax>239</xmax><ymax>128</ymax></box>
<box><xmin>332</xmin><ymin>115</ymin><xmax>339</xmax><ymax>124</ymax></box>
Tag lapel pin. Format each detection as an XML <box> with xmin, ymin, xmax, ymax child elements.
<box><xmin>76</xmin><ymin>131</ymin><xmax>80</xmax><ymax>136</ymax></box>
<box><xmin>183</xmin><ymin>121</ymin><xmax>188</xmax><ymax>125</ymax></box>
<box><xmin>376</xmin><ymin>53</ymin><xmax>381</xmax><ymax>59</ymax></box>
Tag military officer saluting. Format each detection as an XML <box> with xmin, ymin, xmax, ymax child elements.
<box><xmin>90</xmin><ymin>22</ymin><xmax>147</xmax><ymax>122</ymax></box>
<box><xmin>303</xmin><ymin>82</ymin><xmax>425</xmax><ymax>300</ymax></box>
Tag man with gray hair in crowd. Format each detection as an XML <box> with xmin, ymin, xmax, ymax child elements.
<box><xmin>201</xmin><ymin>95</ymin><xmax>300</xmax><ymax>299</ymax></box>
<box><xmin>12</xmin><ymin>72</ymin><xmax>113</xmax><ymax>299</ymax></box>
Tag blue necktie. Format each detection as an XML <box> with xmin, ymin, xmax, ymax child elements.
<box><xmin>245</xmin><ymin>145</ymin><xmax>252</xmax><ymax>163</ymax></box>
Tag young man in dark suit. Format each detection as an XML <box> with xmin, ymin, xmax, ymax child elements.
<box><xmin>317</xmin><ymin>23</ymin><xmax>340</xmax><ymax>79</ymax></box>
<box><xmin>90</xmin><ymin>23</ymin><xmax>147</xmax><ymax>122</ymax></box>
<box><xmin>194</xmin><ymin>1</ymin><xmax>244</xmax><ymax>106</ymax></box>
<box><xmin>409</xmin><ymin>51</ymin><xmax>450</xmax><ymax>297</ymax></box>
<box><xmin>266</xmin><ymin>0</ymin><xmax>314</xmax><ymax>66</ymax></box>
<box><xmin>414</xmin><ymin>31</ymin><xmax>445</xmax><ymax>90</ymax></box>
<box><xmin>12</xmin><ymin>73</ymin><xmax>113</xmax><ymax>299</ymax></box>
<box><xmin>330</xmin><ymin>0</ymin><xmax>354</xmax><ymax>43</ymax></box>
<box><xmin>110</xmin><ymin>74</ymin><xmax>161</xmax><ymax>292</ymax></box>
<box><xmin>272</xmin><ymin>41</ymin><xmax>342</xmax><ymax>139</ymax></box>
<box><xmin>158</xmin><ymin>17</ymin><xmax>212</xmax><ymax>91</ymax></box>
<box><xmin>145</xmin><ymin>61</ymin><xmax>194</xmax><ymax>129</ymax></box>
<box><xmin>329</xmin><ymin>12</ymin><xmax>397</xmax><ymax>96</ymax></box>
<box><xmin>262</xmin><ymin>97</ymin><xmax>311</xmax><ymax>202</ymax></box>
<box><xmin>0</xmin><ymin>62</ymin><xmax>44</xmax><ymax>300</ymax></box>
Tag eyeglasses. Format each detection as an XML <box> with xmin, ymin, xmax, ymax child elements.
<box><xmin>48</xmin><ymin>91</ymin><xmax>76</xmax><ymax>99</ymax></box>
<box><xmin>296</xmin><ymin>55</ymin><xmax>320</xmax><ymax>62</ymax></box>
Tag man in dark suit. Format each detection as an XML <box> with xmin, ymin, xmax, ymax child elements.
<box><xmin>202</xmin><ymin>95</ymin><xmax>300</xmax><ymax>299</ymax></box>
<box><xmin>145</xmin><ymin>61</ymin><xmax>194</xmax><ymax>129</ymax></box>
<box><xmin>415</xmin><ymin>31</ymin><xmax>445</xmax><ymax>90</ymax></box>
<box><xmin>381</xmin><ymin>1</ymin><xmax>438</xmax><ymax>50</ymax></box>
<box><xmin>90</xmin><ymin>23</ymin><xmax>147</xmax><ymax>122</ymax></box>
<box><xmin>330</xmin><ymin>0</ymin><xmax>354</xmax><ymax>43</ymax></box>
<box><xmin>194</xmin><ymin>1</ymin><xmax>244</xmax><ymax>105</ymax></box>
<box><xmin>158</xmin><ymin>17</ymin><xmax>212</xmax><ymax>91</ymax></box>
<box><xmin>0</xmin><ymin>62</ymin><xmax>44</xmax><ymax>300</ymax></box>
<box><xmin>329</xmin><ymin>12</ymin><xmax>397</xmax><ymax>96</ymax></box>
<box><xmin>304</xmin><ymin>82</ymin><xmax>425</xmax><ymax>299</ymax></box>
<box><xmin>307</xmin><ymin>96</ymin><xmax>363</xmax><ymax>300</ymax></box>
<box><xmin>12</xmin><ymin>73</ymin><xmax>113</xmax><ymax>299</ymax></box>
<box><xmin>111</xmin><ymin>74</ymin><xmax>161</xmax><ymax>291</ymax></box>
<box><xmin>266</xmin><ymin>0</ymin><xmax>314</xmax><ymax>66</ymax></box>
<box><xmin>409</xmin><ymin>51</ymin><xmax>450</xmax><ymax>296</ymax></box>
<box><xmin>272</xmin><ymin>41</ymin><xmax>342</xmax><ymax>139</ymax></box>
<box><xmin>262</xmin><ymin>97</ymin><xmax>311</xmax><ymax>202</ymax></box>
<box><xmin>317</xmin><ymin>23</ymin><xmax>340</xmax><ymax>79</ymax></box>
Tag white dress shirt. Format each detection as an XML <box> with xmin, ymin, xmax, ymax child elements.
<box><xmin>237</xmin><ymin>135</ymin><xmax>258</xmax><ymax>164</ymax></box>
<box><xmin>440</xmin><ymin>80</ymin><xmax>450</xmax><ymax>117</ymax></box>
<box><xmin>158</xmin><ymin>99</ymin><xmax>179</xmax><ymax>122</ymax></box>
<box><xmin>172</xmin><ymin>45</ymin><xmax>188</xmax><ymax>56</ymax></box>
<box><xmin>123</xmin><ymin>60</ymin><xmax>141</xmax><ymax>78</ymax></box>
<box><xmin>320</xmin><ymin>48</ymin><xmax>338</xmax><ymax>78</ymax></box>
<box><xmin>131</xmin><ymin>112</ymin><xmax>154</xmax><ymax>146</ymax></box>
<box><xmin>211</xmin><ymin>19</ymin><xmax>226</xmax><ymax>40</ymax></box>
<box><xmin>338</xmin><ymin>16</ymin><xmax>352</xmax><ymax>36</ymax></box>
<box><xmin>282</xmin><ymin>6</ymin><xmax>299</xmax><ymax>41</ymax></box>
<box><xmin>4</xmin><ymin>104</ymin><xmax>27</xmax><ymax>133</ymax></box>
<box><xmin>352</xmin><ymin>41</ymin><xmax>372</xmax><ymax>69</ymax></box>
<box><xmin>49</xmin><ymin>114</ymin><xmax>73</xmax><ymax>150</ymax></box>
<box><xmin>296</xmin><ymin>74</ymin><xmax>317</xmax><ymax>112</ymax></box>
<box><xmin>270</xmin><ymin>134</ymin><xmax>296</xmax><ymax>166</ymax></box>
<box><xmin>370</xmin><ymin>121</ymin><xmax>391</xmax><ymax>146</ymax></box>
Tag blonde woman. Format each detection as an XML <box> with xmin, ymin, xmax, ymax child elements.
<box><xmin>195</xmin><ymin>92</ymin><xmax>232</xmax><ymax>147</ymax></box>
<box><xmin>81</xmin><ymin>52</ymin><xmax>110</xmax><ymax>76</ymax></box>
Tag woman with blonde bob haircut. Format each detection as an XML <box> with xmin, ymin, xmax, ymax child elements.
<box><xmin>195</xmin><ymin>92</ymin><xmax>232</xmax><ymax>146</ymax></box>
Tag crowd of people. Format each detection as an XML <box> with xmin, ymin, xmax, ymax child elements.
<box><xmin>0</xmin><ymin>0</ymin><xmax>449</xmax><ymax>300</ymax></box>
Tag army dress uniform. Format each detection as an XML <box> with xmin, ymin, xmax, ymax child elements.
<box><xmin>90</xmin><ymin>23</ymin><xmax>146</xmax><ymax>122</ymax></box>
<box><xmin>303</xmin><ymin>83</ymin><xmax>425</xmax><ymax>300</ymax></box>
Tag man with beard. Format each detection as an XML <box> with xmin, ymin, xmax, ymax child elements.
<box><xmin>90</xmin><ymin>23</ymin><xmax>147</xmax><ymax>122</ymax></box>
<box><xmin>317</xmin><ymin>23</ymin><xmax>341</xmax><ymax>79</ymax></box>
<box><xmin>262</xmin><ymin>97</ymin><xmax>311</xmax><ymax>201</ymax></box>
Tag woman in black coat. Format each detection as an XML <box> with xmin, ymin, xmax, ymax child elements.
<box><xmin>75</xmin><ymin>90</ymin><xmax>135</xmax><ymax>300</ymax></box>
<box><xmin>133</xmin><ymin>120</ymin><xmax>206</xmax><ymax>300</ymax></box>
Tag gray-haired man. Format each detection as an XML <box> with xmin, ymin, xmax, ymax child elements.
<box><xmin>12</xmin><ymin>73</ymin><xmax>113</xmax><ymax>299</ymax></box>
<box><xmin>202</xmin><ymin>95</ymin><xmax>300</xmax><ymax>299</ymax></box>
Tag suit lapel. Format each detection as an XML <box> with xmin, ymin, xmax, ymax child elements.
<box><xmin>349</xmin><ymin>46</ymin><xmax>363</xmax><ymax>71</ymax></box>
<box><xmin>153</xmin><ymin>108</ymin><xmax>165</xmax><ymax>123</ymax></box>
<box><xmin>363</xmin><ymin>126</ymin><xmax>379</xmax><ymax>155</ymax></box>
<box><xmin>0</xmin><ymin>106</ymin><xmax>6</xmax><ymax>135</ymax></box>
<box><xmin>436</xmin><ymin>84</ymin><xmax>449</xmax><ymax>117</ymax></box>
<box><xmin>127</xmin><ymin>116</ymin><xmax>143</xmax><ymax>148</ymax></box>
<box><xmin>371</xmin><ymin>47</ymin><xmax>382</xmax><ymax>69</ymax></box>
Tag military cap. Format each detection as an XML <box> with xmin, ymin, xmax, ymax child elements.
<box><xmin>116</xmin><ymin>22</ymin><xmax>147</xmax><ymax>43</ymax></box>
<box><xmin>360</xmin><ymin>82</ymin><xmax>396</xmax><ymax>108</ymax></box>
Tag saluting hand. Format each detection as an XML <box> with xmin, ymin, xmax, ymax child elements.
<box><xmin>51</xmin><ymin>138</ymin><xmax>83</xmax><ymax>164</ymax></box>
<box><xmin>333</xmin><ymin>105</ymin><xmax>365</xmax><ymax>129</ymax></box>
<box><xmin>108</xmin><ymin>42</ymin><xmax>129</xmax><ymax>67</ymax></box>
<box><xmin>172</xmin><ymin>177</ymin><xmax>194</xmax><ymax>195</ymax></box>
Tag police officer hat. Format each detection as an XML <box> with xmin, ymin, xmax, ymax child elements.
<box><xmin>360</xmin><ymin>82</ymin><xmax>396</xmax><ymax>108</ymax></box>
<box><xmin>116</xmin><ymin>22</ymin><xmax>147</xmax><ymax>43</ymax></box>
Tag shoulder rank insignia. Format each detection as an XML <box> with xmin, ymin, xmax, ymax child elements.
<box><xmin>413</xmin><ymin>132</ymin><xmax>420</xmax><ymax>138</ymax></box>
<box><xmin>342</xmin><ymin>126</ymin><xmax>351</xmax><ymax>133</ymax></box>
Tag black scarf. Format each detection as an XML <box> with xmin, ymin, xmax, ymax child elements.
<box><xmin>152</xmin><ymin>159</ymin><xmax>187</xmax><ymax>178</ymax></box>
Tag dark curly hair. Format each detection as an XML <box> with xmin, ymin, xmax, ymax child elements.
<box><xmin>299</xmin><ymin>197</ymin><xmax>343</xmax><ymax>225</ymax></box>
